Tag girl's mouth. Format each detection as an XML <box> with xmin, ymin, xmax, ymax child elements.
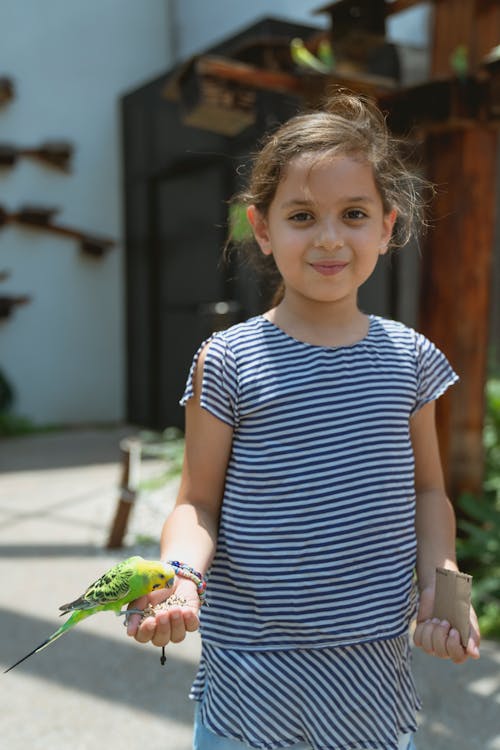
<box><xmin>309</xmin><ymin>261</ymin><xmax>348</xmax><ymax>276</ymax></box>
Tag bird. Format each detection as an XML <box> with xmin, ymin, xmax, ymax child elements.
<box><xmin>450</xmin><ymin>44</ymin><xmax>469</xmax><ymax>80</ymax></box>
<box><xmin>317</xmin><ymin>39</ymin><xmax>335</xmax><ymax>70</ymax></box>
<box><xmin>290</xmin><ymin>38</ymin><xmax>334</xmax><ymax>74</ymax></box>
<box><xmin>4</xmin><ymin>556</ymin><xmax>175</xmax><ymax>673</ymax></box>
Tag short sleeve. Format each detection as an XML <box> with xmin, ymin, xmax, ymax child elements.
<box><xmin>412</xmin><ymin>333</ymin><xmax>459</xmax><ymax>414</ymax></box>
<box><xmin>179</xmin><ymin>334</ymin><xmax>239</xmax><ymax>427</ymax></box>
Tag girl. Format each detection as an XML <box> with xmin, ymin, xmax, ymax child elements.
<box><xmin>127</xmin><ymin>93</ymin><xmax>480</xmax><ymax>750</ymax></box>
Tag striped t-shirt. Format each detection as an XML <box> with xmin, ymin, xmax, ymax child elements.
<box><xmin>181</xmin><ymin>314</ymin><xmax>458</xmax><ymax>749</ymax></box>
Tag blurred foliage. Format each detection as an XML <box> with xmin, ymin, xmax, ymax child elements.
<box><xmin>0</xmin><ymin>368</ymin><xmax>59</xmax><ymax>437</ymax></box>
<box><xmin>0</xmin><ymin>367</ymin><xmax>38</xmax><ymax>436</ymax></box>
<box><xmin>137</xmin><ymin>427</ymin><xmax>185</xmax><ymax>490</ymax></box>
<box><xmin>228</xmin><ymin>202</ymin><xmax>253</xmax><ymax>243</ymax></box>
<box><xmin>0</xmin><ymin>412</ymin><xmax>39</xmax><ymax>436</ymax></box>
<box><xmin>0</xmin><ymin>368</ymin><xmax>14</xmax><ymax>411</ymax></box>
<box><xmin>457</xmin><ymin>378</ymin><xmax>500</xmax><ymax>638</ymax></box>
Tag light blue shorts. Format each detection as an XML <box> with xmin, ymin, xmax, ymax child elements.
<box><xmin>193</xmin><ymin>704</ymin><xmax>417</xmax><ymax>750</ymax></box>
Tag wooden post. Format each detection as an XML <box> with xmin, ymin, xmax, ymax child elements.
<box><xmin>431</xmin><ymin>0</ymin><xmax>500</xmax><ymax>77</ymax></box>
<box><xmin>107</xmin><ymin>438</ymin><xmax>142</xmax><ymax>549</ymax></box>
<box><xmin>419</xmin><ymin>124</ymin><xmax>498</xmax><ymax>500</ymax></box>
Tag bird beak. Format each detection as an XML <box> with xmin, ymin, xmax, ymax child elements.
<box><xmin>162</xmin><ymin>563</ymin><xmax>176</xmax><ymax>588</ymax></box>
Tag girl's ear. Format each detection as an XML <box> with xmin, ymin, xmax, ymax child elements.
<box><xmin>379</xmin><ymin>208</ymin><xmax>397</xmax><ymax>255</ymax></box>
<box><xmin>247</xmin><ymin>205</ymin><xmax>272</xmax><ymax>256</ymax></box>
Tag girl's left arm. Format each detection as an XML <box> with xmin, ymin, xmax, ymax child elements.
<box><xmin>411</xmin><ymin>400</ymin><xmax>480</xmax><ymax>663</ymax></box>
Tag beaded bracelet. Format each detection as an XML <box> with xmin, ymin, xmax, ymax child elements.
<box><xmin>167</xmin><ymin>560</ymin><xmax>207</xmax><ymax>605</ymax></box>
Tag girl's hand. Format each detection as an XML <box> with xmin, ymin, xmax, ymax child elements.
<box><xmin>126</xmin><ymin>578</ymin><xmax>200</xmax><ymax>647</ymax></box>
<box><xmin>413</xmin><ymin>586</ymin><xmax>480</xmax><ymax>663</ymax></box>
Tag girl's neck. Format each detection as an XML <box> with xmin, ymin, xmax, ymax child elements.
<box><xmin>265</xmin><ymin>295</ymin><xmax>370</xmax><ymax>348</ymax></box>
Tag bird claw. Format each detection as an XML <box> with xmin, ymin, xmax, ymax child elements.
<box><xmin>118</xmin><ymin>608</ymin><xmax>144</xmax><ymax>626</ymax></box>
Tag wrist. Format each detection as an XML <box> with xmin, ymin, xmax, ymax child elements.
<box><xmin>164</xmin><ymin>559</ymin><xmax>207</xmax><ymax>605</ymax></box>
<box><xmin>417</xmin><ymin>559</ymin><xmax>459</xmax><ymax>592</ymax></box>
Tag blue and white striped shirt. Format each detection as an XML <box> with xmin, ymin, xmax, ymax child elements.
<box><xmin>181</xmin><ymin>314</ymin><xmax>458</xmax><ymax>748</ymax></box>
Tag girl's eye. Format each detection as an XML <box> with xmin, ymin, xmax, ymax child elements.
<box><xmin>344</xmin><ymin>209</ymin><xmax>367</xmax><ymax>221</ymax></box>
<box><xmin>289</xmin><ymin>211</ymin><xmax>314</xmax><ymax>223</ymax></box>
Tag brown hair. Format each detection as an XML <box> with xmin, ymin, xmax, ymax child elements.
<box><xmin>228</xmin><ymin>91</ymin><xmax>432</xmax><ymax>302</ymax></box>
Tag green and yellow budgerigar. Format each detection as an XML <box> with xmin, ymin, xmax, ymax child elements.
<box><xmin>4</xmin><ymin>556</ymin><xmax>175</xmax><ymax>673</ymax></box>
<box><xmin>290</xmin><ymin>37</ymin><xmax>335</xmax><ymax>74</ymax></box>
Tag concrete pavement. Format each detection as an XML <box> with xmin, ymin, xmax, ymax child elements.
<box><xmin>0</xmin><ymin>427</ymin><xmax>499</xmax><ymax>750</ymax></box>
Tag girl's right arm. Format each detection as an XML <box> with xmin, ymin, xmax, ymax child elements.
<box><xmin>126</xmin><ymin>344</ymin><xmax>233</xmax><ymax>647</ymax></box>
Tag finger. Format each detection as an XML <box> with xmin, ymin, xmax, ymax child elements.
<box><xmin>135</xmin><ymin>616</ymin><xmax>157</xmax><ymax>644</ymax></box>
<box><xmin>468</xmin><ymin>609</ymin><xmax>481</xmax><ymax>658</ymax></box>
<box><xmin>413</xmin><ymin>620</ymin><xmax>426</xmax><ymax>649</ymax></box>
<box><xmin>446</xmin><ymin>629</ymin><xmax>467</xmax><ymax>664</ymax></box>
<box><xmin>420</xmin><ymin>620</ymin><xmax>437</xmax><ymax>654</ymax></box>
<box><xmin>126</xmin><ymin>590</ymin><xmax>168</xmax><ymax>636</ymax></box>
<box><xmin>128</xmin><ymin>594</ymin><xmax>149</xmax><ymax>610</ymax></box>
<box><xmin>151</xmin><ymin>613</ymin><xmax>172</xmax><ymax>647</ymax></box>
<box><xmin>126</xmin><ymin>612</ymin><xmax>142</xmax><ymax>636</ymax></box>
<box><xmin>467</xmin><ymin>634</ymin><xmax>480</xmax><ymax>659</ymax></box>
<box><xmin>430</xmin><ymin>620</ymin><xmax>451</xmax><ymax>659</ymax></box>
<box><xmin>182</xmin><ymin>607</ymin><xmax>200</xmax><ymax>632</ymax></box>
<box><xmin>126</xmin><ymin>595</ymin><xmax>149</xmax><ymax>636</ymax></box>
<box><xmin>168</xmin><ymin>608</ymin><xmax>187</xmax><ymax>644</ymax></box>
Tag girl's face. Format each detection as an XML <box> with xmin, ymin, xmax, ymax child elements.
<box><xmin>248</xmin><ymin>153</ymin><xmax>396</xmax><ymax>310</ymax></box>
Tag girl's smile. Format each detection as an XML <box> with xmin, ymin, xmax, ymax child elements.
<box><xmin>308</xmin><ymin>259</ymin><xmax>349</xmax><ymax>276</ymax></box>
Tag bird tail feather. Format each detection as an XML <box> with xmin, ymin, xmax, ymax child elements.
<box><xmin>4</xmin><ymin>610</ymin><xmax>86</xmax><ymax>673</ymax></box>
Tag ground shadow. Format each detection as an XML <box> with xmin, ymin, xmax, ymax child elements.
<box><xmin>0</xmin><ymin>543</ymin><xmax>108</xmax><ymax>558</ymax></box>
<box><xmin>0</xmin><ymin>606</ymin><xmax>198</xmax><ymax>725</ymax></box>
<box><xmin>0</xmin><ymin>426</ymin><xmax>135</xmax><ymax>472</ymax></box>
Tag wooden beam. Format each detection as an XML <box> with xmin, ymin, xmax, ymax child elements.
<box><xmin>385</xmin><ymin>0</ymin><xmax>425</xmax><ymax>16</ymax></box>
<box><xmin>314</xmin><ymin>0</ymin><xmax>426</xmax><ymax>18</ymax></box>
<box><xmin>196</xmin><ymin>56</ymin><xmax>305</xmax><ymax>95</ymax></box>
<box><xmin>419</xmin><ymin>125</ymin><xmax>498</xmax><ymax>499</ymax></box>
<box><xmin>196</xmin><ymin>54</ymin><xmax>396</xmax><ymax>101</ymax></box>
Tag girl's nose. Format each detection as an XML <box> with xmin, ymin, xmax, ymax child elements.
<box><xmin>313</xmin><ymin>224</ymin><xmax>344</xmax><ymax>251</ymax></box>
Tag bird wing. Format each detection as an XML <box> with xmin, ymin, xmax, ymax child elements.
<box><xmin>59</xmin><ymin>557</ymin><xmax>138</xmax><ymax>613</ymax></box>
<box><xmin>290</xmin><ymin>38</ymin><xmax>330</xmax><ymax>74</ymax></box>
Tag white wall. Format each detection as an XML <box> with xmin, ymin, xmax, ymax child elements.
<box><xmin>0</xmin><ymin>0</ymin><xmax>171</xmax><ymax>425</ymax></box>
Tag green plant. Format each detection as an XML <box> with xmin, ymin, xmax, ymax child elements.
<box><xmin>0</xmin><ymin>411</ymin><xmax>39</xmax><ymax>437</ymax></box>
<box><xmin>457</xmin><ymin>378</ymin><xmax>500</xmax><ymax>638</ymax></box>
<box><xmin>0</xmin><ymin>367</ymin><xmax>42</xmax><ymax>437</ymax></box>
<box><xmin>0</xmin><ymin>368</ymin><xmax>14</xmax><ymax>411</ymax></box>
<box><xmin>137</xmin><ymin>427</ymin><xmax>185</xmax><ymax>490</ymax></box>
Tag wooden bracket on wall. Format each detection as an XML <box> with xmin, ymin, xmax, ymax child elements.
<box><xmin>0</xmin><ymin>205</ymin><xmax>115</xmax><ymax>257</ymax></box>
<box><xmin>0</xmin><ymin>294</ymin><xmax>31</xmax><ymax>320</ymax></box>
<box><xmin>0</xmin><ymin>141</ymin><xmax>74</xmax><ymax>172</ymax></box>
<box><xmin>0</xmin><ymin>77</ymin><xmax>15</xmax><ymax>105</ymax></box>
<box><xmin>0</xmin><ymin>270</ymin><xmax>31</xmax><ymax>320</ymax></box>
